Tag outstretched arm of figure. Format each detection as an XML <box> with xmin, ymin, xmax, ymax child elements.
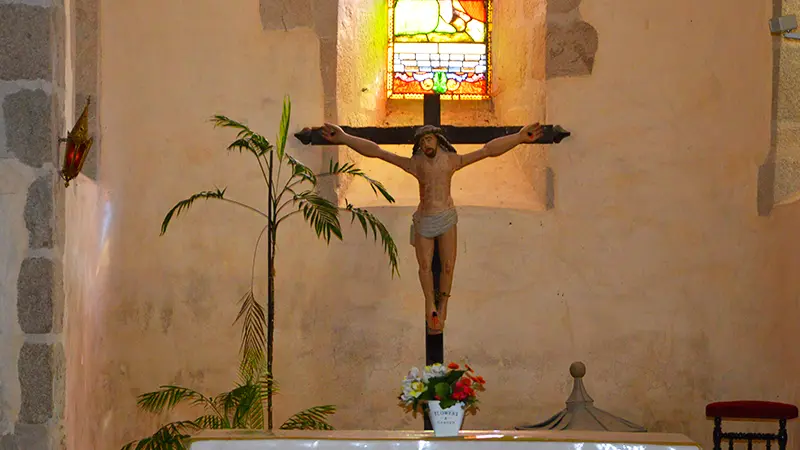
<box><xmin>455</xmin><ymin>123</ymin><xmax>544</xmax><ymax>170</ymax></box>
<box><xmin>319</xmin><ymin>123</ymin><xmax>416</xmax><ymax>175</ymax></box>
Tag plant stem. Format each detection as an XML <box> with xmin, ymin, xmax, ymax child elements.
<box><xmin>275</xmin><ymin>210</ymin><xmax>301</xmax><ymax>227</ymax></box>
<box><xmin>251</xmin><ymin>225</ymin><xmax>269</xmax><ymax>290</ymax></box>
<box><xmin>220</xmin><ymin>198</ymin><xmax>268</xmax><ymax>218</ymax></box>
<box><xmin>266</xmin><ymin>151</ymin><xmax>275</xmax><ymax>431</ymax></box>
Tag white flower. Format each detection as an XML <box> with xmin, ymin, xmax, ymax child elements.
<box><xmin>422</xmin><ymin>363</ymin><xmax>447</xmax><ymax>382</ymax></box>
<box><xmin>405</xmin><ymin>367</ymin><xmax>421</xmax><ymax>382</ymax></box>
<box><xmin>401</xmin><ymin>366</ymin><xmax>431</xmax><ymax>405</ymax></box>
<box><xmin>400</xmin><ymin>379</ymin><xmax>426</xmax><ymax>405</ymax></box>
<box><xmin>404</xmin><ymin>381</ymin><xmax>425</xmax><ymax>397</ymax></box>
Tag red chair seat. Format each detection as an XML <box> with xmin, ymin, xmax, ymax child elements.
<box><xmin>706</xmin><ymin>401</ymin><xmax>799</xmax><ymax>420</ymax></box>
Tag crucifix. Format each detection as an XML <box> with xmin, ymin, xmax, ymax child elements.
<box><xmin>294</xmin><ymin>92</ymin><xmax>569</xmax><ymax>390</ymax></box>
<box><xmin>294</xmin><ymin>0</ymin><xmax>570</xmax><ymax>431</ymax></box>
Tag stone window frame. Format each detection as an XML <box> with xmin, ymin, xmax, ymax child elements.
<box><xmin>257</xmin><ymin>0</ymin><xmax>597</xmax><ymax>211</ymax></box>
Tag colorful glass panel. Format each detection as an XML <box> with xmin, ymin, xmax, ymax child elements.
<box><xmin>387</xmin><ymin>0</ymin><xmax>492</xmax><ymax>100</ymax></box>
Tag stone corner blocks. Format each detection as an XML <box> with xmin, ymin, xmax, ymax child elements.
<box><xmin>0</xmin><ymin>3</ymin><xmax>52</xmax><ymax>81</ymax></box>
<box><xmin>3</xmin><ymin>89</ymin><xmax>53</xmax><ymax>169</ymax></box>
<box><xmin>18</xmin><ymin>343</ymin><xmax>53</xmax><ymax>425</ymax></box>
<box><xmin>17</xmin><ymin>257</ymin><xmax>54</xmax><ymax>334</ymax></box>
<box><xmin>546</xmin><ymin>20</ymin><xmax>599</xmax><ymax>79</ymax></box>
<box><xmin>24</xmin><ymin>175</ymin><xmax>53</xmax><ymax>249</ymax></box>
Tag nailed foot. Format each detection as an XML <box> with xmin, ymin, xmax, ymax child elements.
<box><xmin>427</xmin><ymin>308</ymin><xmax>442</xmax><ymax>335</ymax></box>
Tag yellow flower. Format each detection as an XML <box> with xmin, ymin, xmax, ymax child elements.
<box><xmin>409</xmin><ymin>381</ymin><xmax>425</xmax><ymax>398</ymax></box>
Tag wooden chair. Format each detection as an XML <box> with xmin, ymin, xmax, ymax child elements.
<box><xmin>706</xmin><ymin>401</ymin><xmax>798</xmax><ymax>450</ymax></box>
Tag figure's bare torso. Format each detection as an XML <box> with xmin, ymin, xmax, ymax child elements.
<box><xmin>411</xmin><ymin>150</ymin><xmax>459</xmax><ymax>216</ymax></box>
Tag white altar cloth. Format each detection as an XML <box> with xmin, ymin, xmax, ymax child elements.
<box><xmin>187</xmin><ymin>430</ymin><xmax>702</xmax><ymax>450</ymax></box>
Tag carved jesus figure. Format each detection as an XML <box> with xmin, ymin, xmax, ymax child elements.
<box><xmin>320</xmin><ymin>122</ymin><xmax>544</xmax><ymax>334</ymax></box>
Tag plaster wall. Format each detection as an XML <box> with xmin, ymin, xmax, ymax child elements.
<box><xmin>63</xmin><ymin>174</ymin><xmax>106</xmax><ymax>450</ymax></box>
<box><xmin>544</xmin><ymin>0</ymin><xmax>795</xmax><ymax>443</ymax></box>
<box><xmin>82</xmin><ymin>2</ymin><xmax>800</xmax><ymax>450</ymax></box>
<box><xmin>89</xmin><ymin>0</ymin><xmax>331</xmax><ymax>448</ymax></box>
<box><xmin>768</xmin><ymin>200</ymin><xmax>800</xmax><ymax>445</ymax></box>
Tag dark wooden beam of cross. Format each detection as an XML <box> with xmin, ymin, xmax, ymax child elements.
<box><xmin>295</xmin><ymin>104</ymin><xmax>572</xmax><ymax>147</ymax></box>
<box><xmin>295</xmin><ymin>94</ymin><xmax>570</xmax><ymax>429</ymax></box>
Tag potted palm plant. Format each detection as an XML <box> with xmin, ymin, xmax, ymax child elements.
<box><xmin>122</xmin><ymin>96</ymin><xmax>399</xmax><ymax>449</ymax></box>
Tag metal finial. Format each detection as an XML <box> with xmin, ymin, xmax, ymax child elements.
<box><xmin>516</xmin><ymin>362</ymin><xmax>647</xmax><ymax>432</ymax></box>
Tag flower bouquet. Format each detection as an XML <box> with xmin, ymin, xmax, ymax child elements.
<box><xmin>399</xmin><ymin>362</ymin><xmax>486</xmax><ymax>436</ymax></box>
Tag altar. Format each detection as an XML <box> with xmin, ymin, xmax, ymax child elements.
<box><xmin>186</xmin><ymin>430</ymin><xmax>702</xmax><ymax>450</ymax></box>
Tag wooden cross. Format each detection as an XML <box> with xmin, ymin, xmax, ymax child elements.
<box><xmin>295</xmin><ymin>94</ymin><xmax>570</xmax><ymax>428</ymax></box>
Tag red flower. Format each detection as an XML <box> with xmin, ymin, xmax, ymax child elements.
<box><xmin>448</xmin><ymin>362</ymin><xmax>460</xmax><ymax>370</ymax></box>
<box><xmin>452</xmin><ymin>377</ymin><xmax>477</xmax><ymax>402</ymax></box>
<box><xmin>475</xmin><ymin>376</ymin><xmax>486</xmax><ymax>385</ymax></box>
<box><xmin>452</xmin><ymin>390</ymin><xmax>468</xmax><ymax>401</ymax></box>
<box><xmin>465</xmin><ymin>364</ymin><xmax>474</xmax><ymax>373</ymax></box>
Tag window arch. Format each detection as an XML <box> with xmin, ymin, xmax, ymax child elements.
<box><xmin>334</xmin><ymin>0</ymin><xmax>552</xmax><ymax>211</ymax></box>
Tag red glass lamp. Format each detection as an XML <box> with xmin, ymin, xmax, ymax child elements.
<box><xmin>59</xmin><ymin>97</ymin><xmax>94</xmax><ymax>187</ymax></box>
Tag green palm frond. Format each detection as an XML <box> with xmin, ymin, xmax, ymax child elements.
<box><xmin>226</xmin><ymin>138</ymin><xmax>257</xmax><ymax>156</ymax></box>
<box><xmin>137</xmin><ymin>386</ymin><xmax>212</xmax><ymax>414</ymax></box>
<box><xmin>234</xmin><ymin>290</ymin><xmax>265</xmax><ymax>379</ymax></box>
<box><xmin>213</xmin><ymin>116</ymin><xmax>273</xmax><ymax>157</ymax></box>
<box><xmin>211</xmin><ymin>115</ymin><xmax>254</xmax><ymax>139</ymax></box>
<box><xmin>230</xmin><ymin>384</ymin><xmax>263</xmax><ymax>429</ymax></box>
<box><xmin>193</xmin><ymin>414</ymin><xmax>226</xmax><ymax>429</ymax></box>
<box><xmin>346</xmin><ymin>203</ymin><xmax>399</xmax><ymax>277</ymax></box>
<box><xmin>256</xmin><ymin>367</ymin><xmax>276</xmax><ymax>404</ymax></box>
<box><xmin>276</xmin><ymin>95</ymin><xmax>291</xmax><ymax>161</ymax></box>
<box><xmin>212</xmin><ymin>383</ymin><xmax>257</xmax><ymax>428</ymax></box>
<box><xmin>246</xmin><ymin>356</ymin><xmax>275</xmax><ymax>391</ymax></box>
<box><xmin>160</xmin><ymin>189</ymin><xmax>226</xmax><ymax>235</ymax></box>
<box><xmin>285</xmin><ymin>154</ymin><xmax>317</xmax><ymax>186</ymax></box>
<box><xmin>245</xmin><ymin>389</ymin><xmax>265</xmax><ymax>429</ymax></box>
<box><xmin>280</xmin><ymin>405</ymin><xmax>337</xmax><ymax>430</ymax></box>
<box><xmin>319</xmin><ymin>161</ymin><xmax>395</xmax><ymax>204</ymax></box>
<box><xmin>214</xmin><ymin>389</ymin><xmax>238</xmax><ymax>423</ymax></box>
<box><xmin>295</xmin><ymin>191</ymin><xmax>342</xmax><ymax>243</ymax></box>
<box><xmin>120</xmin><ymin>421</ymin><xmax>198</xmax><ymax>450</ymax></box>
<box><xmin>226</xmin><ymin>134</ymin><xmax>272</xmax><ymax>158</ymax></box>
<box><xmin>250</xmin><ymin>134</ymin><xmax>273</xmax><ymax>157</ymax></box>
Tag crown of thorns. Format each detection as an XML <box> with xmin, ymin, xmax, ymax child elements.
<box><xmin>412</xmin><ymin>125</ymin><xmax>457</xmax><ymax>155</ymax></box>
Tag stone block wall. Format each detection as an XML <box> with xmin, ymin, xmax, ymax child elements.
<box><xmin>546</xmin><ymin>0</ymin><xmax>598</xmax><ymax>79</ymax></box>
<box><xmin>764</xmin><ymin>0</ymin><xmax>800</xmax><ymax>213</ymax></box>
<box><xmin>0</xmin><ymin>1</ymin><xmax>66</xmax><ymax>449</ymax></box>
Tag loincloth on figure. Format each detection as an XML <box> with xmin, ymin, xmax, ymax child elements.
<box><xmin>410</xmin><ymin>208</ymin><xmax>458</xmax><ymax>246</ymax></box>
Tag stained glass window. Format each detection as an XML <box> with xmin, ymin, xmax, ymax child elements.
<box><xmin>387</xmin><ymin>0</ymin><xmax>492</xmax><ymax>100</ymax></box>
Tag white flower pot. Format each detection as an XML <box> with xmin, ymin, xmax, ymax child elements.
<box><xmin>427</xmin><ymin>401</ymin><xmax>465</xmax><ymax>437</ymax></box>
